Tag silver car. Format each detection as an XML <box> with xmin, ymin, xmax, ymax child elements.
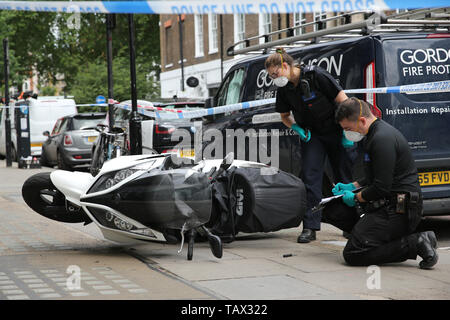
<box><xmin>40</xmin><ymin>113</ymin><xmax>106</xmax><ymax>170</ymax></box>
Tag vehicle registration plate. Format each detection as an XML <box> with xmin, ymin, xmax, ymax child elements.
<box><xmin>87</xmin><ymin>136</ymin><xmax>97</xmax><ymax>143</ymax></box>
<box><xmin>418</xmin><ymin>171</ymin><xmax>450</xmax><ymax>186</ymax></box>
<box><xmin>180</xmin><ymin>149</ymin><xmax>195</xmax><ymax>158</ymax></box>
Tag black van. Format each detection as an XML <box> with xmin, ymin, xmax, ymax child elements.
<box><xmin>196</xmin><ymin>32</ymin><xmax>450</xmax><ymax>216</ymax></box>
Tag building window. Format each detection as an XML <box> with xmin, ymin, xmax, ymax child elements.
<box><xmin>234</xmin><ymin>14</ymin><xmax>245</xmax><ymax>49</ymax></box>
<box><xmin>294</xmin><ymin>12</ymin><xmax>306</xmax><ymax>36</ymax></box>
<box><xmin>259</xmin><ymin>14</ymin><xmax>272</xmax><ymax>44</ymax></box>
<box><xmin>194</xmin><ymin>14</ymin><xmax>204</xmax><ymax>57</ymax></box>
<box><xmin>208</xmin><ymin>14</ymin><xmax>218</xmax><ymax>54</ymax></box>
<box><xmin>314</xmin><ymin>11</ymin><xmax>327</xmax><ymax>31</ymax></box>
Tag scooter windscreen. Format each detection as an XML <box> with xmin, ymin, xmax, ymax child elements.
<box><xmin>83</xmin><ymin>166</ymin><xmax>212</xmax><ymax>233</ymax></box>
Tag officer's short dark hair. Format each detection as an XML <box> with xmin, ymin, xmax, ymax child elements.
<box><xmin>335</xmin><ymin>97</ymin><xmax>373</xmax><ymax>123</ymax></box>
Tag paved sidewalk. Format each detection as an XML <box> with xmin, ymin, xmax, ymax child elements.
<box><xmin>131</xmin><ymin>224</ymin><xmax>450</xmax><ymax>300</ymax></box>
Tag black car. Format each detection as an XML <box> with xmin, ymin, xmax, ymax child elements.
<box><xmin>40</xmin><ymin>113</ymin><xmax>106</xmax><ymax>170</ymax></box>
<box><xmin>110</xmin><ymin>100</ymin><xmax>205</xmax><ymax>155</ymax></box>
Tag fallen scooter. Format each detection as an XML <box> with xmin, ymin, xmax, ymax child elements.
<box><xmin>22</xmin><ymin>152</ymin><xmax>307</xmax><ymax>260</ymax></box>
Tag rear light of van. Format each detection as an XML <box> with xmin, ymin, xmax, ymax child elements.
<box><xmin>364</xmin><ymin>61</ymin><xmax>382</xmax><ymax>118</ymax></box>
<box><xmin>64</xmin><ymin>134</ymin><xmax>73</xmax><ymax>146</ymax></box>
<box><xmin>155</xmin><ymin>124</ymin><xmax>176</xmax><ymax>134</ymax></box>
<box><xmin>161</xmin><ymin>149</ymin><xmax>178</xmax><ymax>154</ymax></box>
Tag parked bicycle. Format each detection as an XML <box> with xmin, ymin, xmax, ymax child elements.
<box><xmin>90</xmin><ymin>124</ymin><xmax>128</xmax><ymax>176</ymax></box>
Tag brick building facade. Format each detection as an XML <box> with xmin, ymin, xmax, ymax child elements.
<box><xmin>159</xmin><ymin>11</ymin><xmax>398</xmax><ymax>100</ymax></box>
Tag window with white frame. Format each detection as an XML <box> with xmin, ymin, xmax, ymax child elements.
<box><xmin>234</xmin><ymin>14</ymin><xmax>245</xmax><ymax>50</ymax></box>
<box><xmin>259</xmin><ymin>13</ymin><xmax>272</xmax><ymax>44</ymax></box>
<box><xmin>314</xmin><ymin>11</ymin><xmax>327</xmax><ymax>31</ymax></box>
<box><xmin>194</xmin><ymin>14</ymin><xmax>204</xmax><ymax>57</ymax></box>
<box><xmin>208</xmin><ymin>14</ymin><xmax>218</xmax><ymax>54</ymax></box>
<box><xmin>294</xmin><ymin>12</ymin><xmax>306</xmax><ymax>36</ymax></box>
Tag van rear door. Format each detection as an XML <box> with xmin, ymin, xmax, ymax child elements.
<box><xmin>29</xmin><ymin>99</ymin><xmax>77</xmax><ymax>156</ymax></box>
<box><xmin>376</xmin><ymin>34</ymin><xmax>450</xmax><ymax>212</ymax></box>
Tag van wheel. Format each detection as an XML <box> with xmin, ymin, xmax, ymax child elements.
<box><xmin>57</xmin><ymin>151</ymin><xmax>72</xmax><ymax>171</ymax></box>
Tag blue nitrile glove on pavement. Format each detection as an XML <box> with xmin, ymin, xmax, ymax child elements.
<box><xmin>342</xmin><ymin>190</ymin><xmax>356</xmax><ymax>207</ymax></box>
<box><xmin>332</xmin><ymin>182</ymin><xmax>356</xmax><ymax>196</ymax></box>
<box><xmin>291</xmin><ymin>124</ymin><xmax>311</xmax><ymax>142</ymax></box>
<box><xmin>341</xmin><ymin>132</ymin><xmax>354</xmax><ymax>148</ymax></box>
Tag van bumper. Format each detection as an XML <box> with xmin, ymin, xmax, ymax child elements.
<box><xmin>423</xmin><ymin>198</ymin><xmax>450</xmax><ymax>216</ymax></box>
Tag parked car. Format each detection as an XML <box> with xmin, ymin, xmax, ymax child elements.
<box><xmin>40</xmin><ymin>112</ymin><xmax>106</xmax><ymax>170</ymax></box>
<box><xmin>108</xmin><ymin>100</ymin><xmax>205</xmax><ymax>155</ymax></box>
<box><xmin>0</xmin><ymin>96</ymin><xmax>77</xmax><ymax>160</ymax></box>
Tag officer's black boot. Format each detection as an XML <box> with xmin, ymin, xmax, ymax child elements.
<box><xmin>416</xmin><ymin>231</ymin><xmax>438</xmax><ymax>270</ymax></box>
<box><xmin>297</xmin><ymin>229</ymin><xmax>316</xmax><ymax>243</ymax></box>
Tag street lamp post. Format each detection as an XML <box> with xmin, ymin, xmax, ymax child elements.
<box><xmin>3</xmin><ymin>38</ymin><xmax>12</xmax><ymax>167</ymax></box>
<box><xmin>127</xmin><ymin>14</ymin><xmax>142</xmax><ymax>155</ymax></box>
<box><xmin>106</xmin><ymin>14</ymin><xmax>115</xmax><ymax>129</ymax></box>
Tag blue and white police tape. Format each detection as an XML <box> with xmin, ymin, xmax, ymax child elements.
<box><xmin>115</xmin><ymin>99</ymin><xmax>274</xmax><ymax>120</ymax></box>
<box><xmin>76</xmin><ymin>103</ymin><xmax>108</xmax><ymax>107</ymax></box>
<box><xmin>0</xmin><ymin>1</ymin><xmax>446</xmax><ymax>15</ymax></box>
<box><xmin>344</xmin><ymin>80</ymin><xmax>450</xmax><ymax>95</ymax></box>
<box><xmin>148</xmin><ymin>80</ymin><xmax>450</xmax><ymax>120</ymax></box>
<box><xmin>114</xmin><ymin>103</ymin><xmax>158</xmax><ymax>118</ymax></box>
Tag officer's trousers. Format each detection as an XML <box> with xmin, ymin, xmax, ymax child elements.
<box><xmin>322</xmin><ymin>202</ymin><xmax>420</xmax><ymax>266</ymax></box>
<box><xmin>300</xmin><ymin>131</ymin><xmax>355</xmax><ymax>230</ymax></box>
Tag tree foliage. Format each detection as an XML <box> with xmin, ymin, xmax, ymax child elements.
<box><xmin>0</xmin><ymin>10</ymin><xmax>161</xmax><ymax>103</ymax></box>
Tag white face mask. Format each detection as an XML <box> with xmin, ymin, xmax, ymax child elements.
<box><xmin>273</xmin><ymin>76</ymin><xmax>289</xmax><ymax>87</ymax></box>
<box><xmin>344</xmin><ymin>130</ymin><xmax>364</xmax><ymax>142</ymax></box>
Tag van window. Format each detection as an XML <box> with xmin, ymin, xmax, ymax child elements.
<box><xmin>217</xmin><ymin>68</ymin><xmax>245</xmax><ymax>106</ymax></box>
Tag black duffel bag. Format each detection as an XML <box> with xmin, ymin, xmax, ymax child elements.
<box><xmin>207</xmin><ymin>166</ymin><xmax>307</xmax><ymax>241</ymax></box>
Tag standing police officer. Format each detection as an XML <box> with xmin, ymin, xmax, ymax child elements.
<box><xmin>265</xmin><ymin>48</ymin><xmax>355</xmax><ymax>243</ymax></box>
<box><xmin>330</xmin><ymin>97</ymin><xmax>438</xmax><ymax>269</ymax></box>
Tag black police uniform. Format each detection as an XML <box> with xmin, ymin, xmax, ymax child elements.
<box><xmin>275</xmin><ymin>65</ymin><xmax>354</xmax><ymax>231</ymax></box>
<box><xmin>325</xmin><ymin>119</ymin><xmax>425</xmax><ymax>266</ymax></box>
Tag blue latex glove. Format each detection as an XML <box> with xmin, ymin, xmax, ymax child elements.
<box><xmin>332</xmin><ymin>182</ymin><xmax>356</xmax><ymax>196</ymax></box>
<box><xmin>291</xmin><ymin>124</ymin><xmax>311</xmax><ymax>142</ymax></box>
<box><xmin>342</xmin><ymin>190</ymin><xmax>356</xmax><ymax>207</ymax></box>
<box><xmin>341</xmin><ymin>133</ymin><xmax>354</xmax><ymax>148</ymax></box>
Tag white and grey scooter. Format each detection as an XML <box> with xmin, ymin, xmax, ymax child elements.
<box><xmin>22</xmin><ymin>152</ymin><xmax>306</xmax><ymax>260</ymax></box>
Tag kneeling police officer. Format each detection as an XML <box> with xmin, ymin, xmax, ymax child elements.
<box><xmin>330</xmin><ymin>97</ymin><xmax>438</xmax><ymax>269</ymax></box>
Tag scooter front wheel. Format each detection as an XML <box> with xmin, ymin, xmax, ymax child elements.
<box><xmin>22</xmin><ymin>172</ymin><xmax>88</xmax><ymax>223</ymax></box>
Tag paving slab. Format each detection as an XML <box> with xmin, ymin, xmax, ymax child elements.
<box><xmin>197</xmin><ymin>275</ymin><xmax>336</xmax><ymax>300</ymax></box>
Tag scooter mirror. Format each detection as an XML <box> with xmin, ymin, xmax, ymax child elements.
<box><xmin>221</xmin><ymin>152</ymin><xmax>234</xmax><ymax>170</ymax></box>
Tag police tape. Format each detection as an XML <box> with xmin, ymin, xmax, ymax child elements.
<box><xmin>344</xmin><ymin>80</ymin><xmax>450</xmax><ymax>95</ymax></box>
<box><xmin>114</xmin><ymin>100</ymin><xmax>274</xmax><ymax>120</ymax></box>
<box><xmin>0</xmin><ymin>0</ymin><xmax>442</xmax><ymax>15</ymax></box>
<box><xmin>146</xmin><ymin>80</ymin><xmax>450</xmax><ymax>120</ymax></box>
<box><xmin>0</xmin><ymin>104</ymin><xmax>106</xmax><ymax>109</ymax></box>
<box><xmin>76</xmin><ymin>103</ymin><xmax>108</xmax><ymax>107</ymax></box>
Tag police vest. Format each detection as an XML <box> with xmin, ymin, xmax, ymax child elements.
<box><xmin>292</xmin><ymin>66</ymin><xmax>340</xmax><ymax>135</ymax></box>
